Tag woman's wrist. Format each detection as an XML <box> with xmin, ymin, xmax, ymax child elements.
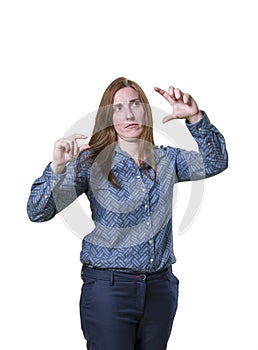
<box><xmin>50</xmin><ymin>161</ymin><xmax>66</xmax><ymax>174</ymax></box>
<box><xmin>186</xmin><ymin>110</ymin><xmax>203</xmax><ymax>124</ymax></box>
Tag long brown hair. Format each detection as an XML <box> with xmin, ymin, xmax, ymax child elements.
<box><xmin>88</xmin><ymin>77</ymin><xmax>156</xmax><ymax>187</ymax></box>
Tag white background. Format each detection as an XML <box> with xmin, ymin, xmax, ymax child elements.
<box><xmin>0</xmin><ymin>0</ymin><xmax>257</xmax><ymax>349</ymax></box>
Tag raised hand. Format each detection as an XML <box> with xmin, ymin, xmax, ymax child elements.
<box><xmin>51</xmin><ymin>134</ymin><xmax>90</xmax><ymax>174</ymax></box>
<box><xmin>154</xmin><ymin>86</ymin><xmax>203</xmax><ymax>124</ymax></box>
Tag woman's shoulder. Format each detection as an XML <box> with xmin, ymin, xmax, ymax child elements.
<box><xmin>153</xmin><ymin>145</ymin><xmax>179</xmax><ymax>164</ymax></box>
<box><xmin>154</xmin><ymin>145</ymin><xmax>178</xmax><ymax>155</ymax></box>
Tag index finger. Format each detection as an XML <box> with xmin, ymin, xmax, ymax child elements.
<box><xmin>154</xmin><ymin>87</ymin><xmax>175</xmax><ymax>104</ymax></box>
<box><xmin>69</xmin><ymin>133</ymin><xmax>87</xmax><ymax>140</ymax></box>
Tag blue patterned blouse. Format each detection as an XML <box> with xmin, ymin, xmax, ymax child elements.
<box><xmin>27</xmin><ymin>113</ymin><xmax>228</xmax><ymax>272</ymax></box>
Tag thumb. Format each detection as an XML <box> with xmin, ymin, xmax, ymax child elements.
<box><xmin>162</xmin><ymin>114</ymin><xmax>177</xmax><ymax>123</ymax></box>
<box><xmin>79</xmin><ymin>144</ymin><xmax>91</xmax><ymax>152</ymax></box>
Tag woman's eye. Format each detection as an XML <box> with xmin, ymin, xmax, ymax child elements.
<box><xmin>113</xmin><ymin>104</ymin><xmax>123</xmax><ymax>112</ymax></box>
<box><xmin>132</xmin><ymin>100</ymin><xmax>141</xmax><ymax>108</ymax></box>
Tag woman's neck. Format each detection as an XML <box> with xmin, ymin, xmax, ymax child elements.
<box><xmin>118</xmin><ymin>138</ymin><xmax>141</xmax><ymax>163</ymax></box>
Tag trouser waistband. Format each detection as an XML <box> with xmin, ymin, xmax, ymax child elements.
<box><xmin>81</xmin><ymin>265</ymin><xmax>172</xmax><ymax>283</ymax></box>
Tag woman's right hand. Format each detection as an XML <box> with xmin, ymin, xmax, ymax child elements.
<box><xmin>50</xmin><ymin>134</ymin><xmax>90</xmax><ymax>174</ymax></box>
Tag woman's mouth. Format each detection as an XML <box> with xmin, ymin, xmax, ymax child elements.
<box><xmin>126</xmin><ymin>123</ymin><xmax>139</xmax><ymax>128</ymax></box>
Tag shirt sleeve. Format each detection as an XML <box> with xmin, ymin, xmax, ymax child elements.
<box><xmin>27</xmin><ymin>150</ymin><xmax>90</xmax><ymax>222</ymax></box>
<box><xmin>166</xmin><ymin>112</ymin><xmax>228</xmax><ymax>182</ymax></box>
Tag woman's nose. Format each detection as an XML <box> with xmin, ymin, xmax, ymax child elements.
<box><xmin>126</xmin><ymin>105</ymin><xmax>135</xmax><ymax>120</ymax></box>
<box><xmin>126</xmin><ymin>113</ymin><xmax>135</xmax><ymax>120</ymax></box>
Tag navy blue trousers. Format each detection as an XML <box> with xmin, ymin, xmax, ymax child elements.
<box><xmin>80</xmin><ymin>265</ymin><xmax>179</xmax><ymax>350</ymax></box>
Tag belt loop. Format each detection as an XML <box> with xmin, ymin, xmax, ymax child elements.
<box><xmin>110</xmin><ymin>271</ymin><xmax>114</xmax><ymax>286</ymax></box>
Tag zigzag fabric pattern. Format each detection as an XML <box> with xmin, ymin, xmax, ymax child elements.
<box><xmin>27</xmin><ymin>113</ymin><xmax>228</xmax><ymax>272</ymax></box>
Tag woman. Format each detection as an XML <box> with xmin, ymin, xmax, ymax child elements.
<box><xmin>27</xmin><ymin>77</ymin><xmax>228</xmax><ymax>349</ymax></box>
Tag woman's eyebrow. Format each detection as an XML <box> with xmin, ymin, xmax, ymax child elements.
<box><xmin>129</xmin><ymin>98</ymin><xmax>140</xmax><ymax>103</ymax></box>
<box><xmin>113</xmin><ymin>102</ymin><xmax>123</xmax><ymax>107</ymax></box>
<box><xmin>114</xmin><ymin>98</ymin><xmax>140</xmax><ymax>105</ymax></box>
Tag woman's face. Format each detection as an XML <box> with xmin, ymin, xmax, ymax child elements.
<box><xmin>113</xmin><ymin>87</ymin><xmax>145</xmax><ymax>141</ymax></box>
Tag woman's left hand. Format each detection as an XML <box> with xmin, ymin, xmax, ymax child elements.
<box><xmin>154</xmin><ymin>86</ymin><xmax>203</xmax><ymax>124</ymax></box>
